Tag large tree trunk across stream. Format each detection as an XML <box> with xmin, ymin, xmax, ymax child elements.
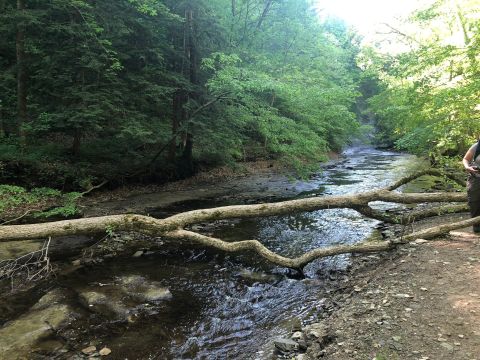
<box><xmin>0</xmin><ymin>170</ymin><xmax>477</xmax><ymax>269</ymax></box>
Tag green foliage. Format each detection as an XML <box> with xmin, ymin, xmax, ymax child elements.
<box><xmin>0</xmin><ymin>184</ymin><xmax>81</xmax><ymax>220</ymax></box>
<box><xmin>366</xmin><ymin>0</ymin><xmax>480</xmax><ymax>159</ymax></box>
<box><xmin>194</xmin><ymin>2</ymin><xmax>362</xmax><ymax>175</ymax></box>
<box><xmin>105</xmin><ymin>224</ymin><xmax>117</xmax><ymax>238</ymax></box>
<box><xmin>35</xmin><ymin>191</ymin><xmax>82</xmax><ymax>218</ymax></box>
<box><xmin>0</xmin><ymin>0</ymin><xmax>366</xmax><ymax>186</ymax></box>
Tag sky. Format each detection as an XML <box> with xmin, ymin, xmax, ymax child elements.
<box><xmin>314</xmin><ymin>0</ymin><xmax>422</xmax><ymax>37</ymax></box>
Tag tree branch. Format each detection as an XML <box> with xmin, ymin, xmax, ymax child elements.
<box><xmin>136</xmin><ymin>91</ymin><xmax>231</xmax><ymax>174</ymax></box>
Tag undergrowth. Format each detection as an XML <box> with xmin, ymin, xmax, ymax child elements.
<box><xmin>0</xmin><ymin>184</ymin><xmax>82</xmax><ymax>222</ymax></box>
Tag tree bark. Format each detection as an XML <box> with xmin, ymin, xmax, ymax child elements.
<box><xmin>16</xmin><ymin>0</ymin><xmax>27</xmax><ymax>144</ymax></box>
<box><xmin>168</xmin><ymin>90</ymin><xmax>184</xmax><ymax>165</ymax></box>
<box><xmin>0</xmin><ymin>98</ymin><xmax>4</xmax><ymax>138</ymax></box>
<box><xmin>0</xmin><ymin>170</ymin><xmax>472</xmax><ymax>269</ymax></box>
<box><xmin>72</xmin><ymin>129</ymin><xmax>81</xmax><ymax>157</ymax></box>
<box><xmin>256</xmin><ymin>0</ymin><xmax>273</xmax><ymax>30</ymax></box>
<box><xmin>179</xmin><ymin>6</ymin><xmax>198</xmax><ymax>177</ymax></box>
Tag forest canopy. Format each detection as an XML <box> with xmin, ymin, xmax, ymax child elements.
<box><xmin>364</xmin><ymin>0</ymin><xmax>480</xmax><ymax>158</ymax></box>
<box><xmin>0</xmin><ymin>0</ymin><xmax>364</xmax><ymax>188</ymax></box>
<box><xmin>0</xmin><ymin>0</ymin><xmax>478</xmax><ymax>189</ymax></box>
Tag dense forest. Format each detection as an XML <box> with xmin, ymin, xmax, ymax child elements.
<box><xmin>0</xmin><ymin>0</ymin><xmax>364</xmax><ymax>190</ymax></box>
<box><xmin>0</xmin><ymin>0</ymin><xmax>479</xmax><ymax>191</ymax></box>
<box><xmin>2</xmin><ymin>2</ymin><xmax>480</xmax><ymax>359</ymax></box>
<box><xmin>367</xmin><ymin>0</ymin><xmax>480</xmax><ymax>159</ymax></box>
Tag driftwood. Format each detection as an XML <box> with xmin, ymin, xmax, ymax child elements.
<box><xmin>0</xmin><ymin>169</ymin><xmax>475</xmax><ymax>269</ymax></box>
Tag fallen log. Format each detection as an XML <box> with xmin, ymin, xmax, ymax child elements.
<box><xmin>0</xmin><ymin>170</ymin><xmax>473</xmax><ymax>269</ymax></box>
<box><xmin>166</xmin><ymin>214</ymin><xmax>480</xmax><ymax>268</ymax></box>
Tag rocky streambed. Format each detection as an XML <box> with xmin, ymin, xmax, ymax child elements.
<box><xmin>0</xmin><ymin>273</ymin><xmax>174</xmax><ymax>360</ymax></box>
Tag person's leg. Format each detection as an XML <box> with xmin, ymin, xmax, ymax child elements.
<box><xmin>467</xmin><ymin>176</ymin><xmax>480</xmax><ymax>232</ymax></box>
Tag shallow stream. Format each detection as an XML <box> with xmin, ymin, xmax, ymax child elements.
<box><xmin>4</xmin><ymin>146</ymin><xmax>437</xmax><ymax>359</ymax></box>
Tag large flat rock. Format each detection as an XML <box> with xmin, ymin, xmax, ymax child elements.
<box><xmin>0</xmin><ymin>289</ymin><xmax>73</xmax><ymax>359</ymax></box>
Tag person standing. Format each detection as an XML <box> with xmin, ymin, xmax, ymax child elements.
<box><xmin>463</xmin><ymin>141</ymin><xmax>480</xmax><ymax>232</ymax></box>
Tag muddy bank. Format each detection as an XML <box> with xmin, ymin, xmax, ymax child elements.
<box><xmin>81</xmin><ymin>161</ymin><xmax>330</xmax><ymax>218</ymax></box>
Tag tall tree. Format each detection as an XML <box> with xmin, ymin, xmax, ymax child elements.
<box><xmin>15</xmin><ymin>0</ymin><xmax>27</xmax><ymax>142</ymax></box>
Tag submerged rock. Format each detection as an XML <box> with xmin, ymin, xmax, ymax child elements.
<box><xmin>141</xmin><ymin>287</ymin><xmax>172</xmax><ymax>302</ymax></box>
<box><xmin>78</xmin><ymin>290</ymin><xmax>128</xmax><ymax>319</ymax></box>
<box><xmin>76</xmin><ymin>275</ymin><xmax>172</xmax><ymax>320</ymax></box>
<box><xmin>0</xmin><ymin>239</ymin><xmax>43</xmax><ymax>261</ymax></box>
<box><xmin>132</xmin><ymin>250</ymin><xmax>144</xmax><ymax>258</ymax></box>
<box><xmin>237</xmin><ymin>269</ymin><xmax>281</xmax><ymax>283</ymax></box>
<box><xmin>0</xmin><ymin>289</ymin><xmax>74</xmax><ymax>360</ymax></box>
<box><xmin>118</xmin><ymin>275</ymin><xmax>172</xmax><ymax>302</ymax></box>
<box><xmin>79</xmin><ymin>290</ymin><xmax>108</xmax><ymax>306</ymax></box>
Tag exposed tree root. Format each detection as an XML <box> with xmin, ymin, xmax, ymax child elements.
<box><xmin>0</xmin><ymin>169</ymin><xmax>473</xmax><ymax>269</ymax></box>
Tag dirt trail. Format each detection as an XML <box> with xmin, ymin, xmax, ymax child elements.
<box><xmin>319</xmin><ymin>228</ymin><xmax>480</xmax><ymax>360</ymax></box>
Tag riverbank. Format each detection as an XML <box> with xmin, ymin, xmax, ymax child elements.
<box><xmin>283</xmin><ymin>211</ymin><xmax>480</xmax><ymax>360</ymax></box>
<box><xmin>80</xmin><ymin>158</ymin><xmax>338</xmax><ymax>217</ymax></box>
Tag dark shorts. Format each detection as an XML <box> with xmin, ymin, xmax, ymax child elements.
<box><xmin>467</xmin><ymin>174</ymin><xmax>480</xmax><ymax>231</ymax></box>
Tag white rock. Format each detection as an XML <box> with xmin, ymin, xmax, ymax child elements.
<box><xmin>414</xmin><ymin>239</ymin><xmax>428</xmax><ymax>244</ymax></box>
<box><xmin>81</xmin><ymin>346</ymin><xmax>96</xmax><ymax>355</ymax></box>
<box><xmin>291</xmin><ymin>331</ymin><xmax>303</xmax><ymax>340</ymax></box>
<box><xmin>394</xmin><ymin>294</ymin><xmax>412</xmax><ymax>298</ymax></box>
<box><xmin>132</xmin><ymin>250</ymin><xmax>144</xmax><ymax>258</ymax></box>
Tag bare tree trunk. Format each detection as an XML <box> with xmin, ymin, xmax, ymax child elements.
<box><xmin>168</xmin><ymin>91</ymin><xmax>183</xmax><ymax>165</ymax></box>
<box><xmin>241</xmin><ymin>0</ymin><xmax>251</xmax><ymax>44</ymax></box>
<box><xmin>454</xmin><ymin>0</ymin><xmax>470</xmax><ymax>45</ymax></box>
<box><xmin>72</xmin><ymin>129</ymin><xmax>81</xmax><ymax>157</ymax></box>
<box><xmin>256</xmin><ymin>0</ymin><xmax>273</xmax><ymax>30</ymax></box>
<box><xmin>16</xmin><ymin>0</ymin><xmax>27</xmax><ymax>144</ymax></box>
<box><xmin>0</xmin><ymin>99</ymin><xmax>4</xmax><ymax>138</ymax></box>
<box><xmin>0</xmin><ymin>170</ymin><xmax>473</xmax><ymax>269</ymax></box>
<box><xmin>179</xmin><ymin>6</ymin><xmax>198</xmax><ymax>177</ymax></box>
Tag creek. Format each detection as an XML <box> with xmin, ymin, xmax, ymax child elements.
<box><xmin>2</xmin><ymin>146</ymin><xmax>435</xmax><ymax>359</ymax></box>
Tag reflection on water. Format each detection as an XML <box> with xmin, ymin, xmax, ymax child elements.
<box><xmin>65</xmin><ymin>147</ymin><xmax>428</xmax><ymax>359</ymax></box>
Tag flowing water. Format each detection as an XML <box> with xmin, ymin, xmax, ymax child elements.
<box><xmin>4</xmin><ymin>147</ymin><xmax>434</xmax><ymax>359</ymax></box>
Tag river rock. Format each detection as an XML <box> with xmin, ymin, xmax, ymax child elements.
<box><xmin>31</xmin><ymin>288</ymin><xmax>67</xmax><ymax>310</ymax></box>
<box><xmin>274</xmin><ymin>337</ymin><xmax>299</xmax><ymax>352</ymax></box>
<box><xmin>304</xmin><ymin>323</ymin><xmax>328</xmax><ymax>340</ymax></box>
<box><xmin>237</xmin><ymin>269</ymin><xmax>281</xmax><ymax>283</ymax></box>
<box><xmin>0</xmin><ymin>290</ymin><xmax>73</xmax><ymax>360</ymax></box>
<box><xmin>77</xmin><ymin>275</ymin><xmax>172</xmax><ymax>320</ymax></box>
<box><xmin>132</xmin><ymin>250</ymin><xmax>144</xmax><ymax>258</ymax></box>
<box><xmin>281</xmin><ymin>317</ymin><xmax>302</xmax><ymax>332</ymax></box>
<box><xmin>440</xmin><ymin>342</ymin><xmax>454</xmax><ymax>351</ymax></box>
<box><xmin>118</xmin><ymin>275</ymin><xmax>172</xmax><ymax>302</ymax></box>
<box><xmin>297</xmin><ymin>339</ymin><xmax>308</xmax><ymax>351</ymax></box>
<box><xmin>79</xmin><ymin>290</ymin><xmax>128</xmax><ymax>319</ymax></box>
<box><xmin>99</xmin><ymin>347</ymin><xmax>112</xmax><ymax>356</ymax></box>
<box><xmin>79</xmin><ymin>290</ymin><xmax>108</xmax><ymax>306</ymax></box>
<box><xmin>81</xmin><ymin>345</ymin><xmax>97</xmax><ymax>355</ymax></box>
<box><xmin>141</xmin><ymin>287</ymin><xmax>172</xmax><ymax>302</ymax></box>
<box><xmin>292</xmin><ymin>331</ymin><xmax>304</xmax><ymax>340</ymax></box>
